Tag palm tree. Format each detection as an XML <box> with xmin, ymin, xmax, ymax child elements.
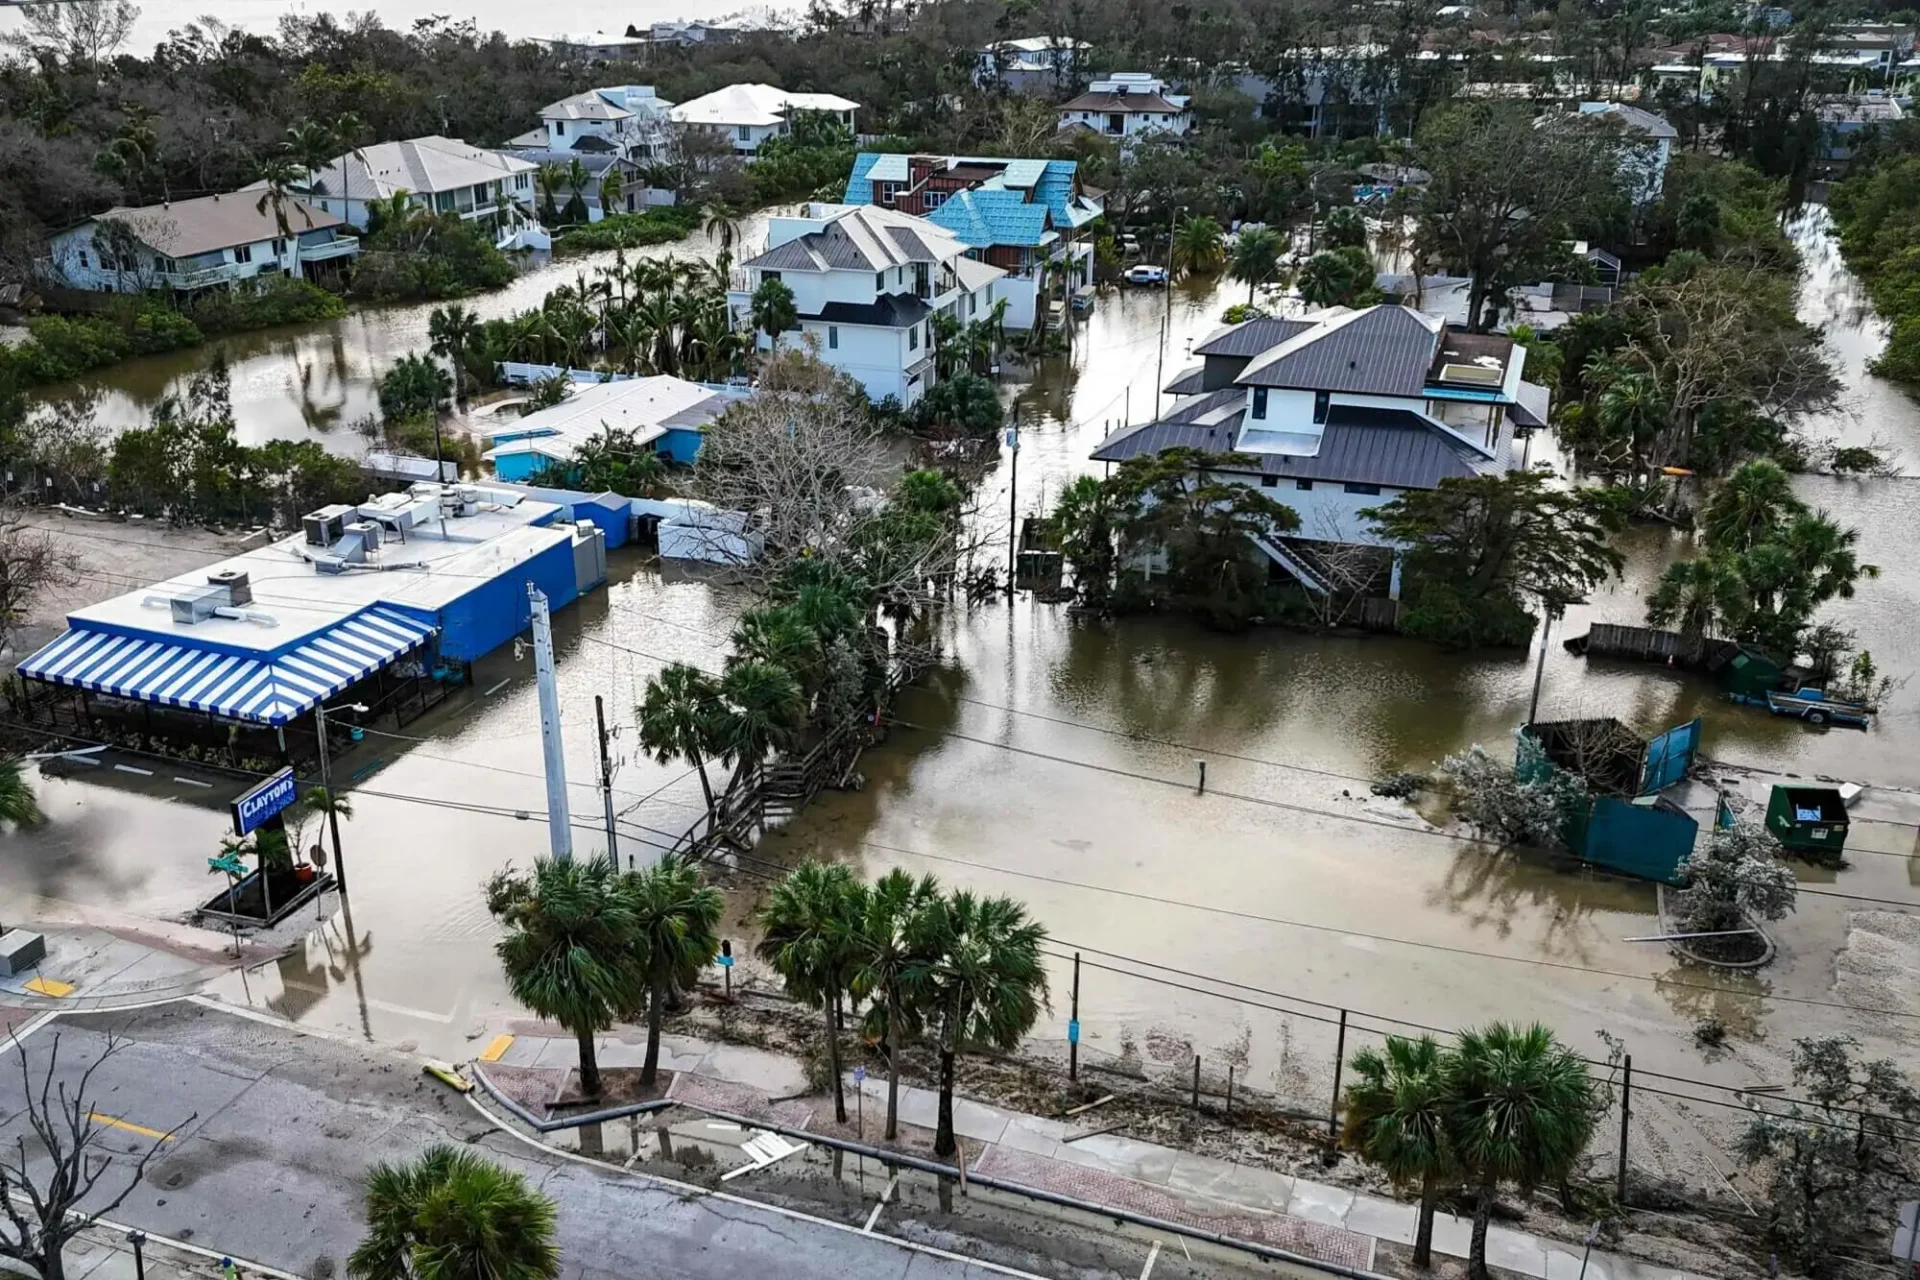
<box><xmin>703</xmin><ymin>205</ymin><xmax>739</xmax><ymax>254</ymax></box>
<box><xmin>1700</xmin><ymin>459</ymin><xmax>1804</xmax><ymax>554</ymax></box>
<box><xmin>1051</xmin><ymin>475</ymin><xmax>1121</xmax><ymax>610</ymax></box>
<box><xmin>563</xmin><ymin>158</ymin><xmax>592</xmax><ymax>226</ymax></box>
<box><xmin>636</xmin><ymin>663</ymin><xmax>722</xmax><ymax>813</ymax></box>
<box><xmin>1169</xmin><ymin>215</ymin><xmax>1227</xmax><ymax>277</ymax></box>
<box><xmin>757</xmin><ymin>863</ymin><xmax>868</xmax><ymax>1123</ymax></box>
<box><xmin>284</xmin><ymin>118</ymin><xmax>338</xmax><ymax>189</ymax></box>
<box><xmin>627</xmin><ymin>855</ymin><xmax>724</xmax><ymax>1087</ymax></box>
<box><xmin>535</xmin><ymin>165</ymin><xmax>565</xmax><ymax>224</ymax></box>
<box><xmin>1343</xmin><ymin>1035</ymin><xmax>1456</xmax><ymax>1268</ymax></box>
<box><xmin>0</xmin><ymin>756</ymin><xmax>42</xmax><ymax>828</ymax></box>
<box><xmin>427</xmin><ymin>304</ymin><xmax>480</xmax><ymax>404</ymax></box>
<box><xmin>1646</xmin><ymin>554</ymin><xmax>1748</xmax><ymax>641</ymax></box>
<box><xmin>1446</xmin><ymin>1023</ymin><xmax>1597</xmax><ymax>1280</ymax></box>
<box><xmin>1775</xmin><ymin>510</ymin><xmax>1878</xmax><ymax>606</ymax></box>
<box><xmin>1227</xmin><ymin>226</ymin><xmax>1286</xmax><ymax>304</ymax></box>
<box><xmin>304</xmin><ymin>785</ymin><xmax>353</xmax><ymax>875</ymax></box>
<box><xmin>348</xmin><ymin>1145</ymin><xmax>560</xmax><ymax>1280</ymax></box>
<box><xmin>751</xmin><ymin>277</ymin><xmax>798</xmax><ymax>353</ymax></box>
<box><xmin>1296</xmin><ymin>247</ymin><xmax>1373</xmax><ymax>308</ymax></box>
<box><xmin>484</xmin><ymin>857</ymin><xmax>645</xmax><ymax>1098</ymax></box>
<box><xmin>253</xmin><ymin>151</ymin><xmax>309</xmax><ymax>238</ymax></box>
<box><xmin>729</xmin><ymin>607</ymin><xmax>821</xmax><ymax>694</ymax></box>
<box><xmin>598</xmin><ymin>167</ymin><xmax>625</xmax><ymax>217</ymax></box>
<box><xmin>366</xmin><ymin>191</ymin><xmax>428</xmax><ymax>249</ymax></box>
<box><xmin>1592</xmin><ymin>371</ymin><xmax>1667</xmax><ymax>469</ymax></box>
<box><xmin>711</xmin><ymin>659</ymin><xmax>807</xmax><ymax>797</ymax></box>
<box><xmin>851</xmin><ymin>868</ymin><xmax>942</xmax><ymax>1140</ymax></box>
<box><xmin>907</xmin><ymin>890</ymin><xmax>1050</xmax><ymax>1158</ymax></box>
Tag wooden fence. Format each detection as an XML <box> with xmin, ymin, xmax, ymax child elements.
<box><xmin>1568</xmin><ymin>622</ymin><xmax>1725</xmax><ymax>667</ymax></box>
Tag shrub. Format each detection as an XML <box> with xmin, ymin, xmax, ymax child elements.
<box><xmin>1439</xmin><ymin>744</ymin><xmax>1586</xmax><ymax>846</ymax></box>
<box><xmin>2</xmin><ymin>302</ymin><xmax>202</xmax><ymax>385</ymax></box>
<box><xmin>554</xmin><ymin>206</ymin><xmax>701</xmax><ymax>252</ymax></box>
<box><xmin>185</xmin><ymin>277</ymin><xmax>347</xmax><ymax>333</ymax></box>
<box><xmin>1673</xmin><ymin>820</ymin><xmax>1797</xmax><ymax>934</ymax></box>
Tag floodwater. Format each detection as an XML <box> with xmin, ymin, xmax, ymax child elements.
<box><xmin>6</xmin><ymin>208</ymin><xmax>1918</xmax><ymax>1157</ymax></box>
<box><xmin>21</xmin><ymin>211</ymin><xmax>781</xmax><ymax>447</ymax></box>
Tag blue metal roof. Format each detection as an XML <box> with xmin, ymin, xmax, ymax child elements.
<box><xmin>844</xmin><ymin>153</ymin><xmax>1085</xmax><ymax>248</ymax></box>
<box><xmin>18</xmin><ymin>606</ymin><xmax>436</xmax><ymax>725</ymax></box>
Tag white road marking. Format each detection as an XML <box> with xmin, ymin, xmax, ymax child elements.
<box><xmin>1140</xmin><ymin>1240</ymin><xmax>1161</xmax><ymax>1280</ymax></box>
<box><xmin>113</xmin><ymin>765</ymin><xmax>153</xmax><ymax>776</ymax></box>
<box><xmin>361</xmin><ymin>997</ymin><xmax>456</xmax><ymax>1025</ymax></box>
<box><xmin>172</xmin><ymin>776</ymin><xmax>214</xmax><ymax>788</ymax></box>
<box><xmin>862</xmin><ymin>1174</ymin><xmax>898</xmax><ymax>1233</ymax></box>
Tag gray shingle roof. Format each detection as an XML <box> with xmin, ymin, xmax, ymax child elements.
<box><xmin>1191</xmin><ymin>316</ymin><xmax>1314</xmax><ymax>358</ymax></box>
<box><xmin>99</xmin><ymin>193</ymin><xmax>344</xmax><ymax>257</ymax></box>
<box><xmin>810</xmin><ymin>295</ymin><xmax>932</xmax><ymax>327</ymax></box>
<box><xmin>1090</xmin><ymin>404</ymin><xmax>1489</xmax><ymax>490</ymax></box>
<box><xmin>1239</xmin><ymin>306</ymin><xmax>1442</xmax><ymax>396</ymax></box>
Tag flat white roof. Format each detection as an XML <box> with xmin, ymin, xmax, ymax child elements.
<box><xmin>486</xmin><ymin>376</ymin><xmax>734</xmax><ymax>455</ymax></box>
<box><xmin>69</xmin><ymin>490</ymin><xmax>567</xmax><ymax>656</ymax></box>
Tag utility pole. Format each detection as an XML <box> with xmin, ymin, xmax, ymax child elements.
<box><xmin>313</xmin><ymin>701</ymin><xmax>363</xmax><ymax>894</ymax></box>
<box><xmin>1528</xmin><ymin>602</ymin><xmax>1557</xmax><ymax>726</ymax></box>
<box><xmin>1155</xmin><ymin>202</ymin><xmax>1180</xmax><ymax>419</ymax></box>
<box><xmin>594</xmin><ymin>695</ymin><xmax>619</xmax><ymax>865</ymax></box>
<box><xmin>528</xmin><ymin>583</ymin><xmax>573</xmax><ymax>862</ymax></box>
<box><xmin>1005</xmin><ymin>410</ymin><xmax>1019</xmax><ymax>598</ymax></box>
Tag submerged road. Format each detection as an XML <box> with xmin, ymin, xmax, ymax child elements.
<box><xmin>0</xmin><ymin>1002</ymin><xmax>1033</xmax><ymax>1280</ymax></box>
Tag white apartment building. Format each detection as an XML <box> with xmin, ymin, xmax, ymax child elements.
<box><xmin>1058</xmin><ymin>73</ymin><xmax>1193</xmax><ymax>143</ymax></box>
<box><xmin>671</xmin><ymin>83</ymin><xmax>859</xmax><ymax>157</ymax></box>
<box><xmin>45</xmin><ymin>192</ymin><xmax>358</xmax><ymax>294</ymax></box>
<box><xmin>728</xmin><ymin>203</ymin><xmax>1004</xmax><ymax>407</ymax></box>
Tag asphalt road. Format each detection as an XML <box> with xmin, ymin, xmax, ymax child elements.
<box><xmin>0</xmin><ymin>1003</ymin><xmax>1044</xmax><ymax>1280</ymax></box>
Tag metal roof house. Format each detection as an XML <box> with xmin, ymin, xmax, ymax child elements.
<box><xmin>44</xmin><ymin>192</ymin><xmax>359</xmax><ymax>294</ymax></box>
<box><xmin>508</xmin><ymin>85</ymin><xmax>676</xmax><ymax>163</ymax></box>
<box><xmin>484</xmin><ymin>375</ymin><xmax>746</xmax><ymax>479</ymax></box>
<box><xmin>11</xmin><ymin>484</ymin><xmax>606</xmax><ymax>759</ymax></box>
<box><xmin>842</xmin><ymin>153</ymin><xmax>1103</xmax><ymax>329</ymax></box>
<box><xmin>1092</xmin><ymin>305</ymin><xmax>1548</xmax><ymax>589</ymax></box>
<box><xmin>671</xmin><ymin>84</ymin><xmax>859</xmax><ymax>158</ymax></box>
<box><xmin>729</xmin><ymin>203</ymin><xmax>1003</xmax><ymax>406</ymax></box>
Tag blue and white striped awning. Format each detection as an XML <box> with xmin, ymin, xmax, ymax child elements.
<box><xmin>18</xmin><ymin>607</ymin><xmax>436</xmax><ymax>726</ymax></box>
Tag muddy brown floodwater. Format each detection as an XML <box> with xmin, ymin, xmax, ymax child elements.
<box><xmin>5</xmin><ymin>206</ymin><xmax>1917</xmax><ymax>1201</ymax></box>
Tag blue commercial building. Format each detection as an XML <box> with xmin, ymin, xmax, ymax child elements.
<box><xmin>11</xmin><ymin>484</ymin><xmax>607</xmax><ymax>758</ymax></box>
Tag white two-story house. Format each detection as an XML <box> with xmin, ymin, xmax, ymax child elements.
<box><xmin>1057</xmin><ymin>73</ymin><xmax>1193</xmax><ymax>144</ymax></box>
<box><xmin>1092</xmin><ymin>306</ymin><xmax>1550</xmax><ymax>594</ymax></box>
<box><xmin>518</xmin><ymin>85</ymin><xmax>675</xmax><ymax>161</ymax></box>
<box><xmin>45</xmin><ymin>192</ymin><xmax>359</xmax><ymax>294</ymax></box>
<box><xmin>728</xmin><ymin>203</ymin><xmax>1004</xmax><ymax>407</ymax></box>
<box><xmin>670</xmin><ymin>84</ymin><xmax>859</xmax><ymax>158</ymax></box>
<box><xmin>289</xmin><ymin>136</ymin><xmax>542</xmax><ymax>235</ymax></box>
<box><xmin>974</xmin><ymin>37</ymin><xmax>1090</xmax><ymax>94</ymax></box>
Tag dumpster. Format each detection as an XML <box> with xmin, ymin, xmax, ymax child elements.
<box><xmin>1765</xmin><ymin>784</ymin><xmax>1850</xmax><ymax>857</ymax></box>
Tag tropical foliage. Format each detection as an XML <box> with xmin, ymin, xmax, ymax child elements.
<box><xmin>1343</xmin><ymin>1035</ymin><xmax>1454</xmax><ymax>1267</ymax></box>
<box><xmin>349</xmin><ymin>1145</ymin><xmax>560</xmax><ymax>1280</ymax></box>
<box><xmin>0</xmin><ymin>757</ymin><xmax>41</xmax><ymax>829</ymax></box>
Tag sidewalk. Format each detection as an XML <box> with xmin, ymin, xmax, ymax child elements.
<box><xmin>38</xmin><ymin>1219</ymin><xmax>288</xmax><ymax>1280</ymax></box>
<box><xmin>0</xmin><ymin>923</ymin><xmax>250</xmax><ymax>1010</ymax></box>
<box><xmin>482</xmin><ymin>1031</ymin><xmax>1710</xmax><ymax>1280</ymax></box>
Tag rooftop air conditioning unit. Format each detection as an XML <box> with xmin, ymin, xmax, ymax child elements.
<box><xmin>303</xmin><ymin>505</ymin><xmax>353</xmax><ymax>547</ymax></box>
<box><xmin>206</xmin><ymin>569</ymin><xmax>252</xmax><ymax>606</ymax></box>
<box><xmin>169</xmin><ymin>585</ymin><xmax>226</xmax><ymax>624</ymax></box>
<box><xmin>346</xmin><ymin>520</ymin><xmax>382</xmax><ymax>552</ymax></box>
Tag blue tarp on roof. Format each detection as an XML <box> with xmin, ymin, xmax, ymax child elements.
<box><xmin>18</xmin><ymin>606</ymin><xmax>437</xmax><ymax>726</ymax></box>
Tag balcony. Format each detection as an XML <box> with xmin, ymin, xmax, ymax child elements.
<box><xmin>298</xmin><ymin>238</ymin><xmax>359</xmax><ymax>262</ymax></box>
<box><xmin>160</xmin><ymin>262</ymin><xmax>251</xmax><ymax>290</ymax></box>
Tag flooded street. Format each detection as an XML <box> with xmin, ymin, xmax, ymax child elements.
<box><xmin>6</xmin><ymin>205</ymin><xmax>1918</xmax><ymax>1184</ymax></box>
<box><xmin>23</xmin><ymin>211</ymin><xmax>782</xmax><ymax>448</ymax></box>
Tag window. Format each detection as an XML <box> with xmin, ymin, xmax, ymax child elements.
<box><xmin>1296</xmin><ymin>479</ymin><xmax>1314</xmax><ymax>491</ymax></box>
<box><xmin>1343</xmin><ymin>482</ymin><xmax>1381</xmax><ymax>496</ymax></box>
<box><xmin>828</xmin><ymin>326</ymin><xmax>839</xmax><ymax>350</ymax></box>
<box><xmin>555</xmin><ymin>121</ymin><xmax>566</xmax><ymax>136</ymax></box>
<box><xmin>473</xmin><ymin>183</ymin><xmax>489</xmax><ymax>205</ymax></box>
<box><xmin>1260</xmin><ymin>475</ymin><xmax>1278</xmax><ymax>488</ymax></box>
<box><xmin>876</xmin><ymin>271</ymin><xmax>885</xmax><ymax>291</ymax></box>
<box><xmin>1251</xmin><ymin>387</ymin><xmax>1268</xmax><ymax>419</ymax></box>
<box><xmin>436</xmin><ymin>190</ymin><xmax>456</xmax><ymax>213</ymax></box>
<box><xmin>516</xmin><ymin>174</ymin><xmax>530</xmax><ymax>191</ymax></box>
<box><xmin>1313</xmin><ymin>390</ymin><xmax>1331</xmax><ymax>424</ymax></box>
<box><xmin>77</xmin><ymin>250</ymin><xmax>90</xmax><ymax>268</ymax></box>
<box><xmin>233</xmin><ymin>244</ymin><xmax>254</xmax><ymax>264</ymax></box>
<box><xmin>908</xmin><ymin>326</ymin><xmax>918</xmax><ymax>351</ymax></box>
<box><xmin>271</xmin><ymin>238</ymin><xmax>286</xmax><ymax>256</ymax></box>
<box><xmin>763</xmin><ymin>270</ymin><xmax>781</xmax><ymax>283</ymax></box>
<box><xmin>737</xmin><ymin>125</ymin><xmax>751</xmax><ymax>142</ymax></box>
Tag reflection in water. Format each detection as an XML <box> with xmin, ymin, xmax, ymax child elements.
<box><xmin>1426</xmin><ymin>846</ymin><xmax>1651</xmax><ymax>965</ymax></box>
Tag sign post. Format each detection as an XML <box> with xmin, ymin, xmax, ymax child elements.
<box><xmin>717</xmin><ymin>940</ymin><xmax>733</xmax><ymax>999</ymax></box>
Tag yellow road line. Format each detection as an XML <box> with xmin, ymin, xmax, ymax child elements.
<box><xmin>23</xmin><ymin>978</ymin><xmax>73</xmax><ymax>998</ymax></box>
<box><xmin>478</xmin><ymin>1034</ymin><xmax>514</xmax><ymax>1063</ymax></box>
<box><xmin>88</xmin><ymin>1112</ymin><xmax>176</xmax><ymax>1142</ymax></box>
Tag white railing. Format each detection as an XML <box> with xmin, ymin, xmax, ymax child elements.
<box><xmin>298</xmin><ymin>239</ymin><xmax>359</xmax><ymax>262</ymax></box>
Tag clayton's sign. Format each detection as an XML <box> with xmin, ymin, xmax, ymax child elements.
<box><xmin>231</xmin><ymin>767</ymin><xmax>298</xmax><ymax>837</ymax></box>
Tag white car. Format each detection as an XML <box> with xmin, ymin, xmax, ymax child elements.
<box><xmin>1124</xmin><ymin>264</ymin><xmax>1168</xmax><ymax>286</ymax></box>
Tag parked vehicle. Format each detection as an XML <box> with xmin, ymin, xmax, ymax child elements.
<box><xmin>1727</xmin><ymin>687</ymin><xmax>1872</xmax><ymax>729</ymax></box>
<box><xmin>1119</xmin><ymin>233</ymin><xmax>1141</xmax><ymax>256</ymax></box>
<box><xmin>1123</xmin><ymin>264</ymin><xmax>1167</xmax><ymax>286</ymax></box>
<box><xmin>1070</xmin><ymin>284</ymin><xmax>1096</xmax><ymax>312</ymax></box>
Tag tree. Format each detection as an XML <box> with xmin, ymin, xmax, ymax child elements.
<box><xmin>907</xmin><ymin>890</ymin><xmax>1050</xmax><ymax>1159</ymax></box>
<box><xmin>757</xmin><ymin>863</ymin><xmax>868</xmax><ymax>1124</ymax></box>
<box><xmin>1414</xmin><ymin>104</ymin><xmax>1627</xmax><ymax>332</ymax></box>
<box><xmin>0</xmin><ymin>757</ymin><xmax>41</xmax><ymax>829</ymax></box>
<box><xmin>562</xmin><ymin>159</ymin><xmax>592</xmax><ymax>226</ymax></box>
<box><xmin>427</xmin><ymin>305</ymin><xmax>480</xmax><ymax>404</ymax></box>
<box><xmin>1364</xmin><ymin>470</ymin><xmax>1626</xmax><ymax>649</ymax></box>
<box><xmin>252</xmin><ymin>152</ymin><xmax>310</xmax><ymax>239</ymax></box>
<box><xmin>598</xmin><ymin>168</ymin><xmax>624</xmax><ymax>216</ymax></box>
<box><xmin>711</xmin><ymin>660</ymin><xmax>807</xmax><ymax>797</ymax></box>
<box><xmin>1169</xmin><ymin>215</ymin><xmax>1227</xmax><ymax>277</ymax></box>
<box><xmin>751</xmin><ymin>277</ymin><xmax>798</xmax><ymax>353</ymax></box>
<box><xmin>1227</xmin><ymin>226</ymin><xmax>1286</xmax><ymax>304</ymax></box>
<box><xmin>0</xmin><ymin>507</ymin><xmax>76</xmax><ymax>655</ymax></box>
<box><xmin>1446</xmin><ymin>1023</ymin><xmax>1597</xmax><ymax>1280</ymax></box>
<box><xmin>1296</xmin><ymin>247</ymin><xmax>1376</xmax><ymax>309</ymax></box>
<box><xmin>1673</xmin><ymin>820</ymin><xmax>1797</xmax><ymax>935</ymax></box>
<box><xmin>628</xmin><ymin>855</ymin><xmax>723</xmax><ymax>1087</ymax></box>
<box><xmin>0</xmin><ymin>1033</ymin><xmax>187</xmax><ymax>1280</ymax></box>
<box><xmin>1323</xmin><ymin>206</ymin><xmax>1368</xmax><ymax>250</ymax></box>
<box><xmin>636</xmin><ymin>663</ymin><xmax>722</xmax><ymax>813</ymax></box>
<box><xmin>1051</xmin><ymin>475</ymin><xmax>1121</xmax><ymax>610</ymax></box>
<box><xmin>535</xmin><ymin>165</ymin><xmax>564</xmax><ymax>224</ymax></box>
<box><xmin>1111</xmin><ymin>447</ymin><xmax>1301</xmax><ymax>631</ymax></box>
<box><xmin>484</xmin><ymin>857</ymin><xmax>644</xmax><ymax>1099</ymax></box>
<box><xmin>348</xmin><ymin>1145</ymin><xmax>560</xmax><ymax>1280</ymax></box>
<box><xmin>1645</xmin><ymin>555</ymin><xmax>1748</xmax><ymax>642</ymax></box>
<box><xmin>1738</xmin><ymin>1036</ymin><xmax>1920</xmax><ymax>1274</ymax></box>
<box><xmin>1440</xmin><ymin>745</ymin><xmax>1587</xmax><ymax>847</ymax></box>
<box><xmin>915</xmin><ymin>373</ymin><xmax>1003</xmax><ymax>435</ymax></box>
<box><xmin>1343</xmin><ymin>1035</ymin><xmax>1456</xmax><ymax>1268</ymax></box>
<box><xmin>378</xmin><ymin>353</ymin><xmax>453</xmax><ymax>422</ymax></box>
<box><xmin>1700</xmin><ymin>459</ymin><xmax>1803</xmax><ymax>554</ymax></box>
<box><xmin>852</xmin><ymin>869</ymin><xmax>942</xmax><ymax>1140</ymax></box>
<box><xmin>1</xmin><ymin>0</ymin><xmax>139</xmax><ymax>68</ymax></box>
